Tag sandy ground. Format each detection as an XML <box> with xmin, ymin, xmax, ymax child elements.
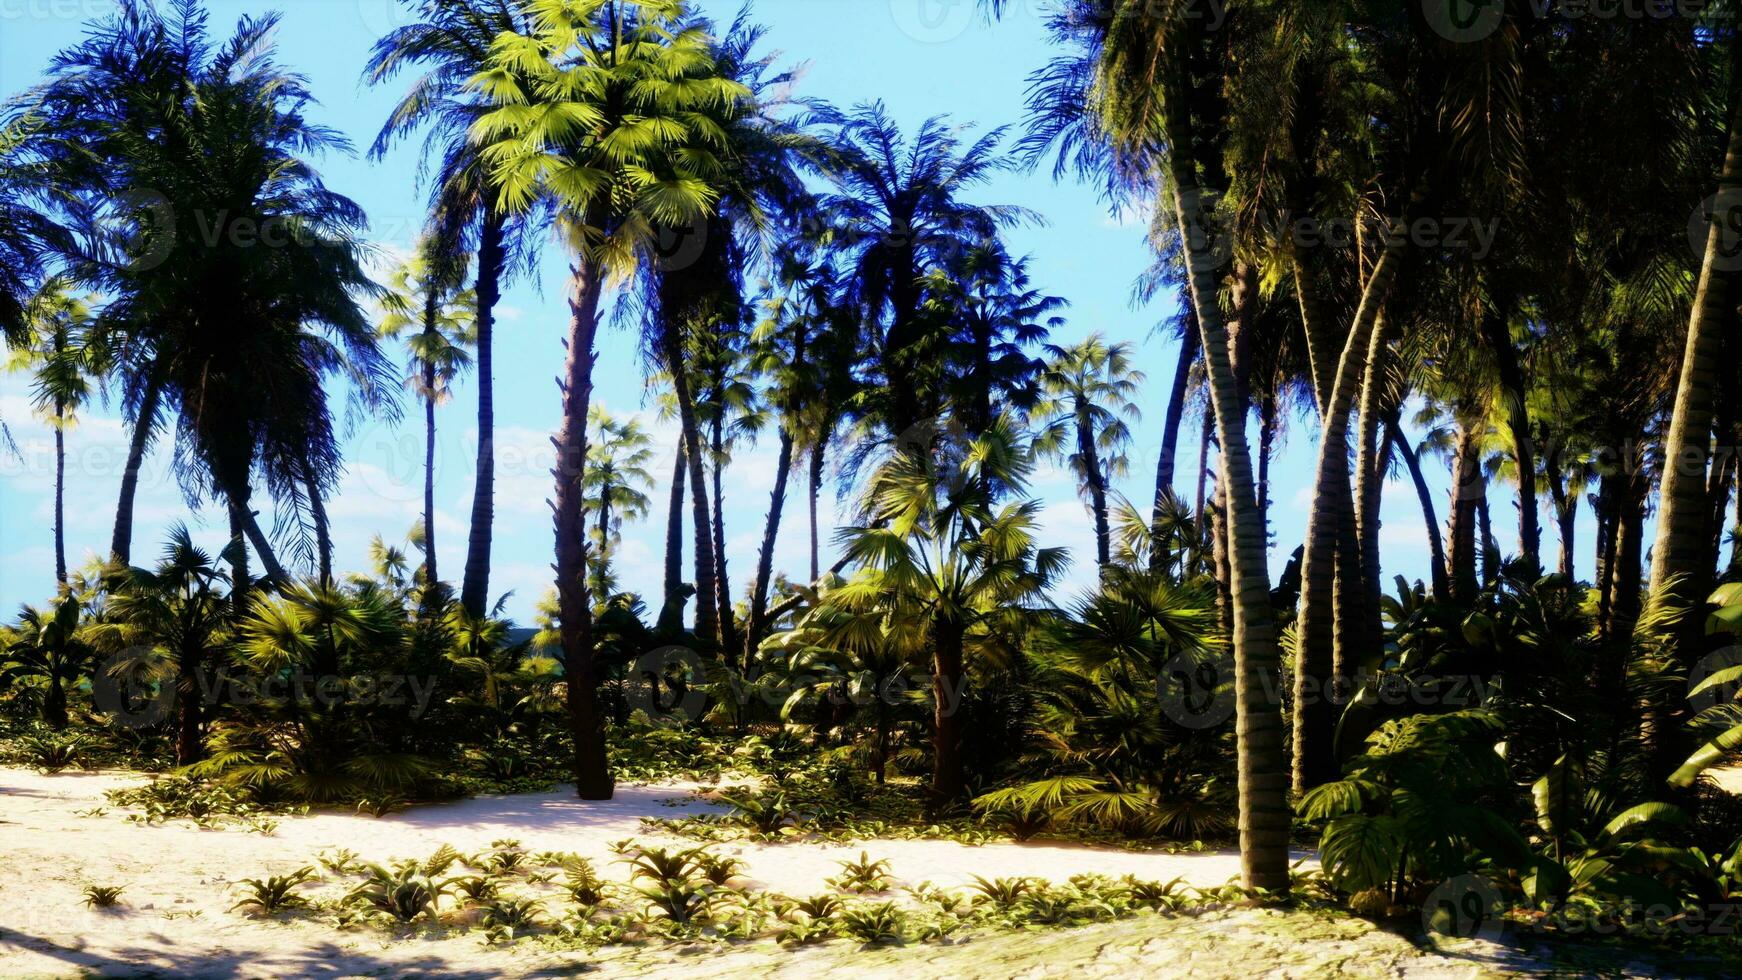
<box><xmin>0</xmin><ymin>766</ymin><xmax>1718</xmax><ymax>978</ymax></box>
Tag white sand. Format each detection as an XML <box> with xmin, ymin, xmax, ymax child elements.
<box><xmin>0</xmin><ymin>766</ymin><xmax>1308</xmax><ymax>978</ymax></box>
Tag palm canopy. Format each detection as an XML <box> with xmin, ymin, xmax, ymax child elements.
<box><xmin>376</xmin><ymin>240</ymin><xmax>478</xmax><ymax>404</ymax></box>
<box><xmin>6</xmin><ymin>279</ymin><xmax>107</xmax><ymax>428</ymax></box>
<box><xmin>466</xmin><ymin>0</ymin><xmax>745</xmax><ymax>269</ymax></box>
<box><xmin>1032</xmin><ymin>334</ymin><xmax>1144</xmax><ymax>484</ymax></box>
<box><xmin>32</xmin><ymin>1</ymin><xmax>393</xmax><ymax>575</ymax></box>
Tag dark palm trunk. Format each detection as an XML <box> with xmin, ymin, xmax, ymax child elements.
<box><xmin>111</xmin><ymin>370</ymin><xmax>164</xmax><ymax>565</ymax></box>
<box><xmin>554</xmin><ymin>248</ymin><xmax>613</xmax><ymax>800</ymax></box>
<box><xmin>461</xmin><ymin>209</ymin><xmax>506</xmax><ymax>617</ymax></box>
<box><xmin>929</xmin><ymin>614</ymin><xmax>966</xmax><ymax>808</ymax></box>
<box><xmin>1448</xmin><ymin>424</ymin><xmax>1484</xmax><ymax>602</ymax></box>
<box><xmin>1595</xmin><ymin>473</ymin><xmax>1622</xmax><ymax>637</ymax></box>
<box><xmin>1193</xmin><ymin>423</ymin><xmax>1211</xmax><ymax>572</ymax></box>
<box><xmin>1607</xmin><ymin>473</ymin><xmax>1646</xmax><ymax>642</ymax></box>
<box><xmin>305</xmin><ymin>461</ymin><xmax>332</xmax><ymax>587</ymax></box>
<box><xmin>422</xmin><ymin>358</ymin><xmax>438</xmax><ymax>586</ymax></box>
<box><xmin>175</xmin><ymin>642</ymin><xmax>203</xmax><ymax>764</ymax></box>
<box><xmin>43</xmin><ymin>675</ymin><xmax>67</xmax><ymax>729</ymax></box>
<box><xmin>1481</xmin><ymin>308</ymin><xmax>1540</xmax><ymax>571</ymax></box>
<box><xmin>1152</xmin><ymin>320</ymin><xmax>1200</xmax><ymax>571</ymax></box>
<box><xmin>809</xmin><ymin>442</ymin><xmax>824</xmax><ymax>581</ymax></box>
<box><xmin>710</xmin><ymin>414</ymin><xmax>736</xmax><ymax>653</ymax></box>
<box><xmin>665</xmin><ymin>348</ymin><xmax>718</xmax><ymax>646</ymax></box>
<box><xmin>1256</xmin><ymin>393</ymin><xmax>1275</xmax><ymax>538</ymax></box>
<box><xmin>1077</xmin><ymin>406</ymin><xmax>1111</xmax><ymax>570</ymax></box>
<box><xmin>1544</xmin><ymin>439</ymin><xmax>1575</xmax><ymax>580</ymax></box>
<box><xmin>1387</xmin><ymin>419</ymin><xmax>1450</xmax><ymax>599</ymax></box>
<box><xmin>1353</xmin><ymin>317</ymin><xmax>1397</xmax><ymax>679</ymax></box>
<box><xmin>744</xmin><ymin>429</ymin><xmax>795</xmax><ymax>671</ymax></box>
<box><xmin>662</xmin><ymin>442</ymin><xmax>686</xmax><ymax>605</ymax></box>
<box><xmin>227</xmin><ymin>496</ymin><xmax>251</xmax><ymax>611</ymax></box>
<box><xmin>53</xmin><ymin>412</ymin><xmax>66</xmax><ymax>586</ymax></box>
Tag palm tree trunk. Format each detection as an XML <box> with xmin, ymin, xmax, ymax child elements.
<box><xmin>53</xmin><ymin>410</ymin><xmax>66</xmax><ymax>586</ymax></box>
<box><xmin>304</xmin><ymin>460</ymin><xmax>331</xmax><ymax>587</ymax></box>
<box><xmin>1257</xmin><ymin>394</ymin><xmax>1276</xmax><ymax>537</ymax></box>
<box><xmin>664</xmin><ymin>350</ymin><xmax>718</xmax><ymax>645</ymax></box>
<box><xmin>554</xmin><ymin>251</ymin><xmax>613</xmax><ymax>801</ymax></box>
<box><xmin>1478</xmin><ymin>497</ymin><xmax>1498</xmax><ymax>587</ymax></box>
<box><xmin>43</xmin><ymin>674</ymin><xmax>67</xmax><ymax>729</ymax></box>
<box><xmin>1608</xmin><ymin>472</ymin><xmax>1647</xmax><ymax>642</ymax></box>
<box><xmin>1650</xmin><ymin>90</ymin><xmax>1742</xmax><ymax>627</ymax></box>
<box><xmin>1078</xmin><ymin>406</ymin><xmax>1111</xmax><ymax>570</ymax></box>
<box><xmin>1481</xmin><ymin>307</ymin><xmax>1540</xmax><ymax>571</ymax></box>
<box><xmin>1448</xmin><ymin>423</ymin><xmax>1484</xmax><ymax>602</ymax></box>
<box><xmin>662</xmin><ymin>442</ymin><xmax>686</xmax><ymax>605</ymax></box>
<box><xmin>111</xmin><ymin>370</ymin><xmax>163</xmax><ymax>565</ymax></box>
<box><xmin>1294</xmin><ymin>243</ymin><xmax>1403</xmax><ymax>794</ymax></box>
<box><xmin>227</xmin><ymin>497</ymin><xmax>251</xmax><ymax>610</ymax></box>
<box><xmin>1544</xmin><ymin>439</ymin><xmax>1575</xmax><ymax>580</ymax></box>
<box><xmin>422</xmin><ymin>361</ymin><xmax>438</xmax><ymax>586</ymax></box>
<box><xmin>1595</xmin><ymin>472</ymin><xmax>1621</xmax><ymax>635</ymax></box>
<box><xmin>929</xmin><ymin>613</ymin><xmax>967</xmax><ymax>808</ymax></box>
<box><xmin>1194</xmin><ymin>423</ymin><xmax>1211</xmax><ymax>572</ymax></box>
<box><xmin>1354</xmin><ymin>321</ymin><xmax>1395</xmax><ymax>680</ymax></box>
<box><xmin>175</xmin><ymin>642</ymin><xmax>203</xmax><ymax>765</ymax></box>
<box><xmin>1167</xmin><ymin>160</ymin><xmax>1291</xmax><ymax>893</ymax></box>
<box><xmin>809</xmin><ymin>442</ymin><xmax>824</xmax><ymax>582</ymax></box>
<box><xmin>461</xmin><ymin>208</ymin><xmax>506</xmax><ymax>617</ymax></box>
<box><xmin>744</xmin><ymin>429</ymin><xmax>795</xmax><ymax>672</ymax></box>
<box><xmin>1152</xmin><ymin>318</ymin><xmax>1200</xmax><ymax>570</ymax></box>
<box><xmin>1386</xmin><ymin>419</ymin><xmax>1450</xmax><ymax>599</ymax></box>
<box><xmin>710</xmin><ymin>415</ymin><xmax>736</xmax><ymax>652</ymax></box>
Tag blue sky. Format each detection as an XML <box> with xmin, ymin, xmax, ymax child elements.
<box><xmin>0</xmin><ymin>0</ymin><xmax>1559</xmax><ymax>624</ymax></box>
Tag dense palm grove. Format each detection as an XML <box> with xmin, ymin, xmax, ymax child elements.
<box><xmin>4</xmin><ymin>0</ymin><xmax>1742</xmax><ymax>956</ymax></box>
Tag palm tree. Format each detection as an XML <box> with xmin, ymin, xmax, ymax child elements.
<box><xmin>816</xmin><ymin>103</ymin><xmax>1033</xmax><ymax>438</ymax></box>
<box><xmin>7</xmin><ymin>280</ymin><xmax>106</xmax><ymax>586</ymax></box>
<box><xmin>1650</xmin><ymin>43</ymin><xmax>1742</xmax><ymax>629</ymax></box>
<box><xmin>1</xmin><ymin>593</ymin><xmax>93</xmax><ymax>729</ymax></box>
<box><xmin>1032</xmin><ymin>334</ymin><xmax>1144</xmax><ymax>572</ymax></box>
<box><xmin>582</xmin><ymin>407</ymin><xmax>655</xmax><ymax>600</ymax></box>
<box><xmin>37</xmin><ymin>3</ymin><xmax>391</xmax><ymax>585</ymax></box>
<box><xmin>838</xmin><ymin>417</ymin><xmax>1066</xmax><ymax>807</ymax></box>
<box><xmin>1009</xmin><ymin>0</ymin><xmax>1293</xmax><ymax>891</ymax></box>
<box><xmin>468</xmin><ymin>0</ymin><xmax>743</xmax><ymax>798</ymax></box>
<box><xmin>376</xmin><ymin>241</ymin><xmax>477</xmax><ymax>587</ymax></box>
<box><xmin>102</xmin><ymin>526</ymin><xmax>234</xmax><ymax>764</ymax></box>
<box><xmin>364</xmin><ymin>0</ymin><xmax>537</xmax><ymax>617</ymax></box>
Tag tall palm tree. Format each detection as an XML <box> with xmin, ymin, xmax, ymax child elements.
<box><xmin>816</xmin><ymin>103</ymin><xmax>1033</xmax><ymax>438</ymax></box>
<box><xmin>7</xmin><ymin>280</ymin><xmax>106</xmax><ymax>586</ymax></box>
<box><xmin>376</xmin><ymin>241</ymin><xmax>477</xmax><ymax>587</ymax></box>
<box><xmin>38</xmin><ymin>2</ymin><xmax>390</xmax><ymax>585</ymax></box>
<box><xmin>582</xmin><ymin>407</ymin><xmax>655</xmax><ymax>600</ymax></box>
<box><xmin>1009</xmin><ymin>0</ymin><xmax>1292</xmax><ymax>891</ymax></box>
<box><xmin>1032</xmin><ymin>334</ymin><xmax>1144</xmax><ymax>572</ymax></box>
<box><xmin>468</xmin><ymin>0</ymin><xmax>742</xmax><ymax>798</ymax></box>
<box><xmin>365</xmin><ymin>0</ymin><xmax>537</xmax><ymax>617</ymax></box>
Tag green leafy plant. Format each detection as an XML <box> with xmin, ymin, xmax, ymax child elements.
<box><xmin>82</xmin><ymin>884</ymin><xmax>124</xmax><ymax>908</ymax></box>
<box><xmin>837</xmin><ymin>901</ymin><xmax>907</xmax><ymax>945</ymax></box>
<box><xmin>230</xmin><ymin>867</ymin><xmax>317</xmax><ymax>916</ymax></box>
<box><xmin>345</xmin><ymin>861</ymin><xmax>448</xmax><ymax>923</ymax></box>
<box><xmin>828</xmin><ymin>851</ymin><xmax>893</xmax><ymax>893</ymax></box>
